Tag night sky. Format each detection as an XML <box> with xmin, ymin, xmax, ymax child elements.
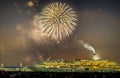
<box><xmin>0</xmin><ymin>0</ymin><xmax>120</xmax><ymax>66</ymax></box>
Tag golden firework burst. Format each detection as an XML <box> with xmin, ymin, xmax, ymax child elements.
<box><xmin>34</xmin><ymin>2</ymin><xmax>77</xmax><ymax>42</ymax></box>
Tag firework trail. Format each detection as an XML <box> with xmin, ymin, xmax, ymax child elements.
<box><xmin>79</xmin><ymin>40</ymin><xmax>96</xmax><ymax>54</ymax></box>
<box><xmin>79</xmin><ymin>40</ymin><xmax>101</xmax><ymax>60</ymax></box>
<box><xmin>33</xmin><ymin>2</ymin><xmax>77</xmax><ymax>43</ymax></box>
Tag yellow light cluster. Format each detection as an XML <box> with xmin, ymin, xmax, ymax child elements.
<box><xmin>35</xmin><ymin>60</ymin><xmax>120</xmax><ymax>70</ymax></box>
<box><xmin>27</xmin><ymin>1</ymin><xmax>34</xmax><ymax>7</ymax></box>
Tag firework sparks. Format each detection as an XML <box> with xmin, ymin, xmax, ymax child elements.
<box><xmin>93</xmin><ymin>54</ymin><xmax>101</xmax><ymax>60</ymax></box>
<box><xmin>33</xmin><ymin>2</ymin><xmax>77</xmax><ymax>42</ymax></box>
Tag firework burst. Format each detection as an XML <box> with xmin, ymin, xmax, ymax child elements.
<box><xmin>34</xmin><ymin>2</ymin><xmax>77</xmax><ymax>42</ymax></box>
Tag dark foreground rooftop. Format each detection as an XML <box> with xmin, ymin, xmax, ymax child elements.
<box><xmin>0</xmin><ymin>71</ymin><xmax>120</xmax><ymax>78</ymax></box>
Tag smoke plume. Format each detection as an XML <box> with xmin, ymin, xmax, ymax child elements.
<box><xmin>79</xmin><ymin>40</ymin><xmax>96</xmax><ymax>54</ymax></box>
